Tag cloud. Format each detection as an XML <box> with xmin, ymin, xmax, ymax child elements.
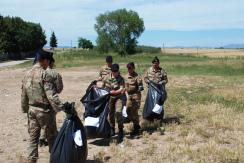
<box><xmin>1</xmin><ymin>0</ymin><xmax>244</xmax><ymax>46</ymax></box>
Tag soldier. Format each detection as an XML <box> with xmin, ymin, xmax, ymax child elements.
<box><xmin>102</xmin><ymin>63</ymin><xmax>126</xmax><ymax>143</ymax></box>
<box><xmin>125</xmin><ymin>62</ymin><xmax>144</xmax><ymax>137</ymax></box>
<box><xmin>39</xmin><ymin>58</ymin><xmax>63</xmax><ymax>147</ymax></box>
<box><xmin>144</xmin><ymin>56</ymin><xmax>168</xmax><ymax>116</ymax></box>
<box><xmin>98</xmin><ymin>55</ymin><xmax>113</xmax><ymax>81</ymax></box>
<box><xmin>144</xmin><ymin>56</ymin><xmax>168</xmax><ymax>85</ymax></box>
<box><xmin>21</xmin><ymin>49</ymin><xmax>68</xmax><ymax>163</ymax></box>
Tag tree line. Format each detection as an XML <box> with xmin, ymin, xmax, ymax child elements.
<box><xmin>0</xmin><ymin>15</ymin><xmax>46</xmax><ymax>60</ymax></box>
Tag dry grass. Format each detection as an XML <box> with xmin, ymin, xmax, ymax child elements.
<box><xmin>92</xmin><ymin>74</ymin><xmax>244</xmax><ymax>163</ymax></box>
<box><xmin>163</xmin><ymin>48</ymin><xmax>244</xmax><ymax>57</ymax></box>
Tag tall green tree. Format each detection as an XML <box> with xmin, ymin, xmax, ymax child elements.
<box><xmin>78</xmin><ymin>37</ymin><xmax>93</xmax><ymax>49</ymax></box>
<box><xmin>95</xmin><ymin>9</ymin><xmax>145</xmax><ymax>56</ymax></box>
<box><xmin>0</xmin><ymin>15</ymin><xmax>46</xmax><ymax>59</ymax></box>
<box><xmin>50</xmin><ymin>31</ymin><xmax>57</xmax><ymax>49</ymax></box>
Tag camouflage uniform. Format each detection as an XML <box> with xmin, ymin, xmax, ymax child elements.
<box><xmin>125</xmin><ymin>72</ymin><xmax>143</xmax><ymax>126</ymax></box>
<box><xmin>21</xmin><ymin>63</ymin><xmax>63</xmax><ymax>163</ymax></box>
<box><xmin>102</xmin><ymin>73</ymin><xmax>126</xmax><ymax>130</ymax></box>
<box><xmin>98</xmin><ymin>65</ymin><xmax>111</xmax><ymax>81</ymax></box>
<box><xmin>144</xmin><ymin>66</ymin><xmax>168</xmax><ymax>85</ymax></box>
<box><xmin>39</xmin><ymin>67</ymin><xmax>63</xmax><ymax>144</ymax></box>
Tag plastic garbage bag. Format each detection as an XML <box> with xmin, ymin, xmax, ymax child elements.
<box><xmin>50</xmin><ymin>102</ymin><xmax>87</xmax><ymax>163</ymax></box>
<box><xmin>143</xmin><ymin>81</ymin><xmax>167</xmax><ymax>120</ymax></box>
<box><xmin>81</xmin><ymin>86</ymin><xmax>111</xmax><ymax>138</ymax></box>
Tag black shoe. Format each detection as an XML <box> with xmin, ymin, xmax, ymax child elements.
<box><xmin>117</xmin><ymin>130</ymin><xmax>124</xmax><ymax>144</ymax></box>
<box><xmin>39</xmin><ymin>138</ymin><xmax>48</xmax><ymax>147</ymax></box>
<box><xmin>110</xmin><ymin>127</ymin><xmax>115</xmax><ymax>137</ymax></box>
<box><xmin>130</xmin><ymin>125</ymin><xmax>141</xmax><ymax>137</ymax></box>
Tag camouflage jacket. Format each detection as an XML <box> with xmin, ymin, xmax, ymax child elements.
<box><xmin>102</xmin><ymin>73</ymin><xmax>125</xmax><ymax>97</ymax></box>
<box><xmin>45</xmin><ymin>67</ymin><xmax>63</xmax><ymax>94</ymax></box>
<box><xmin>21</xmin><ymin>63</ymin><xmax>63</xmax><ymax>113</ymax></box>
<box><xmin>125</xmin><ymin>72</ymin><xmax>143</xmax><ymax>95</ymax></box>
<box><xmin>144</xmin><ymin>66</ymin><xmax>168</xmax><ymax>85</ymax></box>
<box><xmin>98</xmin><ymin>65</ymin><xmax>111</xmax><ymax>81</ymax></box>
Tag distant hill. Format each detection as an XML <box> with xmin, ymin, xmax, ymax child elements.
<box><xmin>222</xmin><ymin>44</ymin><xmax>244</xmax><ymax>49</ymax></box>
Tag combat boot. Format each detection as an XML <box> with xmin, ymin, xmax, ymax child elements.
<box><xmin>117</xmin><ymin>129</ymin><xmax>124</xmax><ymax>144</ymax></box>
<box><xmin>110</xmin><ymin>127</ymin><xmax>115</xmax><ymax>137</ymax></box>
<box><xmin>130</xmin><ymin>125</ymin><xmax>141</xmax><ymax>137</ymax></box>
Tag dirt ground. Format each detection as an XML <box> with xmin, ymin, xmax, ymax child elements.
<box><xmin>0</xmin><ymin>65</ymin><xmax>243</xmax><ymax>163</ymax></box>
<box><xmin>1</xmin><ymin>66</ymin><xmax>165</xmax><ymax>163</ymax></box>
<box><xmin>0</xmin><ymin>67</ymin><xmax>100</xmax><ymax>163</ymax></box>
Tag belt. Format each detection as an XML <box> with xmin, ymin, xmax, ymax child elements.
<box><xmin>29</xmin><ymin>103</ymin><xmax>51</xmax><ymax>110</ymax></box>
<box><xmin>127</xmin><ymin>91</ymin><xmax>140</xmax><ymax>96</ymax></box>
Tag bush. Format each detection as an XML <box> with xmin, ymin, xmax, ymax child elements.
<box><xmin>78</xmin><ymin>37</ymin><xmax>93</xmax><ymax>49</ymax></box>
<box><xmin>136</xmin><ymin>45</ymin><xmax>161</xmax><ymax>54</ymax></box>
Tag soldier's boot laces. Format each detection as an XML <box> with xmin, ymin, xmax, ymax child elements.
<box><xmin>110</xmin><ymin>127</ymin><xmax>115</xmax><ymax>137</ymax></box>
<box><xmin>130</xmin><ymin>125</ymin><xmax>141</xmax><ymax>137</ymax></box>
<box><xmin>39</xmin><ymin>138</ymin><xmax>48</xmax><ymax>147</ymax></box>
<box><xmin>117</xmin><ymin>129</ymin><xmax>124</xmax><ymax>144</ymax></box>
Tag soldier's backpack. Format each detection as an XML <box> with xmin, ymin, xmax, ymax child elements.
<box><xmin>50</xmin><ymin>103</ymin><xmax>87</xmax><ymax>163</ymax></box>
<box><xmin>81</xmin><ymin>86</ymin><xmax>111</xmax><ymax>138</ymax></box>
<box><xmin>143</xmin><ymin>81</ymin><xmax>167</xmax><ymax>120</ymax></box>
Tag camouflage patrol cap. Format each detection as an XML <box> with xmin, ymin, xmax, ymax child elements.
<box><xmin>152</xmin><ymin>56</ymin><xmax>160</xmax><ymax>63</ymax></box>
<box><xmin>111</xmin><ymin>63</ymin><xmax>119</xmax><ymax>72</ymax></box>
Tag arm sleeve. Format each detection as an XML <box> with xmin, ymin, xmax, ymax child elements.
<box><xmin>43</xmin><ymin>72</ymin><xmax>63</xmax><ymax>112</ymax></box>
<box><xmin>144</xmin><ymin>70</ymin><xmax>149</xmax><ymax>84</ymax></box>
<box><xmin>120</xmin><ymin>78</ymin><xmax>126</xmax><ymax>94</ymax></box>
<box><xmin>21</xmin><ymin>82</ymin><xmax>29</xmax><ymax>113</ymax></box>
<box><xmin>137</xmin><ymin>76</ymin><xmax>143</xmax><ymax>87</ymax></box>
<box><xmin>161</xmin><ymin>70</ymin><xmax>168</xmax><ymax>84</ymax></box>
<box><xmin>124</xmin><ymin>78</ymin><xmax>129</xmax><ymax>91</ymax></box>
<box><xmin>55</xmin><ymin>73</ymin><xmax>63</xmax><ymax>94</ymax></box>
<box><xmin>98</xmin><ymin>68</ymin><xmax>103</xmax><ymax>81</ymax></box>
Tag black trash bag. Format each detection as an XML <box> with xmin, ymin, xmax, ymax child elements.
<box><xmin>81</xmin><ymin>86</ymin><xmax>111</xmax><ymax>138</ymax></box>
<box><xmin>50</xmin><ymin>103</ymin><xmax>87</xmax><ymax>163</ymax></box>
<box><xmin>143</xmin><ymin>81</ymin><xmax>167</xmax><ymax>120</ymax></box>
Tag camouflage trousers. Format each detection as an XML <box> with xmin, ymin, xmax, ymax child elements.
<box><xmin>126</xmin><ymin>93</ymin><xmax>141</xmax><ymax>126</ymax></box>
<box><xmin>27</xmin><ymin>106</ymin><xmax>57</xmax><ymax>163</ymax></box>
<box><xmin>109</xmin><ymin>95</ymin><xmax>126</xmax><ymax>130</ymax></box>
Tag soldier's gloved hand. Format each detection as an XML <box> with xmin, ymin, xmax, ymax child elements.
<box><xmin>91</xmin><ymin>80</ymin><xmax>97</xmax><ymax>86</ymax></box>
<box><xmin>138</xmin><ymin>85</ymin><xmax>144</xmax><ymax>92</ymax></box>
<box><xmin>63</xmin><ymin>102</ymin><xmax>73</xmax><ymax>115</ymax></box>
<box><xmin>158</xmin><ymin>81</ymin><xmax>166</xmax><ymax>85</ymax></box>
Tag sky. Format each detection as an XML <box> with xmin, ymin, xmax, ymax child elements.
<box><xmin>1</xmin><ymin>0</ymin><xmax>244</xmax><ymax>47</ymax></box>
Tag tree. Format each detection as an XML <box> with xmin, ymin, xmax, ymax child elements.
<box><xmin>50</xmin><ymin>31</ymin><xmax>57</xmax><ymax>49</ymax></box>
<box><xmin>0</xmin><ymin>15</ymin><xmax>46</xmax><ymax>59</ymax></box>
<box><xmin>95</xmin><ymin>9</ymin><xmax>145</xmax><ymax>56</ymax></box>
<box><xmin>78</xmin><ymin>37</ymin><xmax>93</xmax><ymax>49</ymax></box>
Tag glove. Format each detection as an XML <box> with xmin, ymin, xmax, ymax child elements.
<box><xmin>63</xmin><ymin>102</ymin><xmax>74</xmax><ymax>115</ymax></box>
<box><xmin>91</xmin><ymin>80</ymin><xmax>97</xmax><ymax>86</ymax></box>
<box><xmin>138</xmin><ymin>85</ymin><xmax>144</xmax><ymax>92</ymax></box>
